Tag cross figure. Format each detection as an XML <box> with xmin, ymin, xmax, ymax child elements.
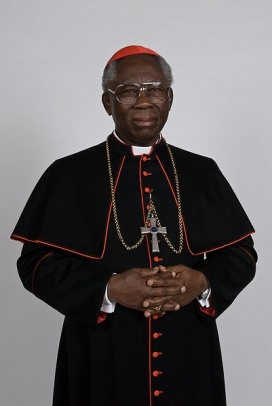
<box><xmin>141</xmin><ymin>216</ymin><xmax>167</xmax><ymax>252</ymax></box>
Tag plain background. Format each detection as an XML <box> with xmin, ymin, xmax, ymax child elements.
<box><xmin>1</xmin><ymin>1</ymin><xmax>271</xmax><ymax>405</ymax></box>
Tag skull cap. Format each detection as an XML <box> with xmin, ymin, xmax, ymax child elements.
<box><xmin>106</xmin><ymin>45</ymin><xmax>159</xmax><ymax>67</ymax></box>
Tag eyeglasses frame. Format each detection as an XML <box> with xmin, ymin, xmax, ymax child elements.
<box><xmin>107</xmin><ymin>82</ymin><xmax>171</xmax><ymax>105</ymax></box>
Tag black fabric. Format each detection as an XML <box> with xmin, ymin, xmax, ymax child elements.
<box><xmin>17</xmin><ymin>238</ymin><xmax>256</xmax><ymax>406</ymax></box>
<box><xmin>13</xmin><ymin>134</ymin><xmax>257</xmax><ymax>405</ymax></box>
<box><xmin>11</xmin><ymin>134</ymin><xmax>254</xmax><ymax>256</ymax></box>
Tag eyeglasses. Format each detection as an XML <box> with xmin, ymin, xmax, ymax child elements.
<box><xmin>107</xmin><ymin>82</ymin><xmax>171</xmax><ymax>105</ymax></box>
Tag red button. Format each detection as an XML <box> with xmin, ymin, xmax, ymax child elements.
<box><xmin>143</xmin><ymin>156</ymin><xmax>151</xmax><ymax>161</ymax></box>
<box><xmin>153</xmin><ymin>332</ymin><xmax>162</xmax><ymax>339</ymax></box>
<box><xmin>153</xmin><ymin>314</ymin><xmax>164</xmax><ymax>320</ymax></box>
<box><xmin>144</xmin><ymin>187</ymin><xmax>153</xmax><ymax>193</ymax></box>
<box><xmin>154</xmin><ymin>390</ymin><xmax>163</xmax><ymax>397</ymax></box>
<box><xmin>152</xmin><ymin>352</ymin><xmax>162</xmax><ymax>358</ymax></box>
<box><xmin>153</xmin><ymin>370</ymin><xmax>162</xmax><ymax>377</ymax></box>
<box><xmin>143</xmin><ymin>171</ymin><xmax>152</xmax><ymax>176</ymax></box>
<box><xmin>154</xmin><ymin>256</ymin><xmax>163</xmax><ymax>262</ymax></box>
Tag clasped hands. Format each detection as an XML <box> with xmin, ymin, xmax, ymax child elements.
<box><xmin>107</xmin><ymin>264</ymin><xmax>208</xmax><ymax>318</ymax></box>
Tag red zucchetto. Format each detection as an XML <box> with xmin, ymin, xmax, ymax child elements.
<box><xmin>106</xmin><ymin>45</ymin><xmax>159</xmax><ymax>66</ymax></box>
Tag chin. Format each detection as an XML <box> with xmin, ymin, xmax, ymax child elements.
<box><xmin>134</xmin><ymin>128</ymin><xmax>161</xmax><ymax>144</ymax></box>
<box><xmin>131</xmin><ymin>133</ymin><xmax>159</xmax><ymax>146</ymax></box>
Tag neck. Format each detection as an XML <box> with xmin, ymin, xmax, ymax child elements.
<box><xmin>113</xmin><ymin>131</ymin><xmax>161</xmax><ymax>147</ymax></box>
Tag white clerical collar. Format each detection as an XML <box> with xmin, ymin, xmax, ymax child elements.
<box><xmin>113</xmin><ymin>131</ymin><xmax>161</xmax><ymax>156</ymax></box>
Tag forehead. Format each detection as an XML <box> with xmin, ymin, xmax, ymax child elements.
<box><xmin>114</xmin><ymin>55</ymin><xmax>167</xmax><ymax>84</ymax></box>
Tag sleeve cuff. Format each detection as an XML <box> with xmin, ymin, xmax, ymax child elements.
<box><xmin>101</xmin><ymin>282</ymin><xmax>116</xmax><ymax>313</ymax></box>
<box><xmin>197</xmin><ymin>287</ymin><xmax>212</xmax><ymax>307</ymax></box>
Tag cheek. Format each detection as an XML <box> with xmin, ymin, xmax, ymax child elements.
<box><xmin>112</xmin><ymin>106</ymin><xmax>130</xmax><ymax>123</ymax></box>
<box><xmin>161</xmin><ymin>105</ymin><xmax>171</xmax><ymax>119</ymax></box>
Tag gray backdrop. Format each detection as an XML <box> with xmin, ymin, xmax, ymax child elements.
<box><xmin>1</xmin><ymin>0</ymin><xmax>271</xmax><ymax>405</ymax></box>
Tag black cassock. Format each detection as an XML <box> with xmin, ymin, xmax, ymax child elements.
<box><xmin>12</xmin><ymin>134</ymin><xmax>257</xmax><ymax>406</ymax></box>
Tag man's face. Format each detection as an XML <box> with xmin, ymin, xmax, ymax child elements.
<box><xmin>102</xmin><ymin>55</ymin><xmax>173</xmax><ymax>146</ymax></box>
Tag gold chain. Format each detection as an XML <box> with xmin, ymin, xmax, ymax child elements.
<box><xmin>105</xmin><ymin>137</ymin><xmax>184</xmax><ymax>253</ymax></box>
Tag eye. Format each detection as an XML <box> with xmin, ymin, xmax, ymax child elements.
<box><xmin>148</xmin><ymin>86</ymin><xmax>163</xmax><ymax>92</ymax></box>
<box><xmin>118</xmin><ymin>85</ymin><xmax>138</xmax><ymax>95</ymax></box>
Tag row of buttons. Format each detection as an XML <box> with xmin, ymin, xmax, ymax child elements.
<box><xmin>142</xmin><ymin>154</ymin><xmax>164</xmax><ymax>399</ymax></box>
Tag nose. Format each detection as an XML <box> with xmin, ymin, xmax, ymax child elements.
<box><xmin>133</xmin><ymin>87</ymin><xmax>153</xmax><ymax>107</ymax></box>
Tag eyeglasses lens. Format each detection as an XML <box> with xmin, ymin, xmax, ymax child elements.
<box><xmin>115</xmin><ymin>84</ymin><xmax>169</xmax><ymax>104</ymax></box>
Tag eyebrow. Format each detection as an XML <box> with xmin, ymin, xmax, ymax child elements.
<box><xmin>119</xmin><ymin>81</ymin><xmax>163</xmax><ymax>86</ymax></box>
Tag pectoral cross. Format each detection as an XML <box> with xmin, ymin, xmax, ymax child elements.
<box><xmin>141</xmin><ymin>215</ymin><xmax>167</xmax><ymax>252</ymax></box>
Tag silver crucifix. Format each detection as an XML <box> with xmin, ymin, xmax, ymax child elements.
<box><xmin>140</xmin><ymin>215</ymin><xmax>167</xmax><ymax>252</ymax></box>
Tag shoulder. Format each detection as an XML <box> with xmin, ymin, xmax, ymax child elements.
<box><xmin>55</xmin><ymin>140</ymin><xmax>106</xmax><ymax>167</ymax></box>
<box><xmin>35</xmin><ymin>141</ymin><xmax>107</xmax><ymax>190</ymax></box>
<box><xmin>164</xmin><ymin>143</ymin><xmax>230</xmax><ymax>196</ymax></box>
<box><xmin>167</xmin><ymin>143</ymin><xmax>219</xmax><ymax>174</ymax></box>
<box><xmin>47</xmin><ymin>141</ymin><xmax>107</xmax><ymax>177</ymax></box>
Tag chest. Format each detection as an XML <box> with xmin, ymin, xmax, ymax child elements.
<box><xmin>99</xmin><ymin>156</ymin><xmax>203</xmax><ymax>272</ymax></box>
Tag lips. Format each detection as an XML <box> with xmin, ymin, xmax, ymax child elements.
<box><xmin>131</xmin><ymin>117</ymin><xmax>158</xmax><ymax>126</ymax></box>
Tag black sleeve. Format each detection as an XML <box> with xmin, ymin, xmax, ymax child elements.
<box><xmin>196</xmin><ymin>236</ymin><xmax>257</xmax><ymax>317</ymax></box>
<box><xmin>17</xmin><ymin>242</ymin><xmax>113</xmax><ymax>326</ymax></box>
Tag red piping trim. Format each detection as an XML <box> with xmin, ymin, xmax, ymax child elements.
<box><xmin>156</xmin><ymin>155</ymin><xmax>178</xmax><ymax>206</ymax></box>
<box><xmin>11</xmin><ymin>153</ymin><xmax>255</xmax><ymax>259</ymax></box>
<box><xmin>139</xmin><ymin>156</ymin><xmax>153</xmax><ymax>263</ymax></box>
<box><xmin>184</xmin><ymin>226</ymin><xmax>255</xmax><ymax>256</ymax></box>
<box><xmin>11</xmin><ymin>227</ymin><xmax>255</xmax><ymax>259</ymax></box>
<box><xmin>148</xmin><ymin>317</ymin><xmax>152</xmax><ymax>406</ymax></box>
<box><xmin>155</xmin><ymin>155</ymin><xmax>255</xmax><ymax>256</ymax></box>
<box><xmin>239</xmin><ymin>246</ymin><xmax>256</xmax><ymax>264</ymax></box>
<box><xmin>101</xmin><ymin>155</ymin><xmax>126</xmax><ymax>257</ymax></box>
<box><xmin>139</xmin><ymin>156</ymin><xmax>146</xmax><ymax>221</ymax></box>
<box><xmin>139</xmin><ymin>155</ymin><xmax>153</xmax><ymax>406</ymax></box>
<box><xmin>11</xmin><ymin>156</ymin><xmax>127</xmax><ymax>260</ymax></box>
<box><xmin>31</xmin><ymin>252</ymin><xmax>52</xmax><ymax>292</ymax></box>
<box><xmin>11</xmin><ymin>234</ymin><xmax>105</xmax><ymax>259</ymax></box>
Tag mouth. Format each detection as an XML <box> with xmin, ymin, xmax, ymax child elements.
<box><xmin>131</xmin><ymin>117</ymin><xmax>157</xmax><ymax>127</ymax></box>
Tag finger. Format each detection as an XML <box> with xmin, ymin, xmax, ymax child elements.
<box><xmin>161</xmin><ymin>302</ymin><xmax>181</xmax><ymax>312</ymax></box>
<box><xmin>140</xmin><ymin>268</ymin><xmax>160</xmax><ymax>277</ymax></box>
<box><xmin>146</xmin><ymin>276</ymin><xmax>176</xmax><ymax>287</ymax></box>
<box><xmin>151</xmin><ymin>287</ymin><xmax>185</xmax><ymax>299</ymax></box>
<box><xmin>144</xmin><ymin>294</ymin><xmax>181</xmax><ymax>309</ymax></box>
<box><xmin>147</xmin><ymin>298</ymin><xmax>181</xmax><ymax>311</ymax></box>
<box><xmin>147</xmin><ymin>276</ymin><xmax>186</xmax><ymax>290</ymax></box>
<box><xmin>144</xmin><ymin>306</ymin><xmax>164</xmax><ymax>317</ymax></box>
<box><xmin>143</xmin><ymin>295</ymin><xmax>166</xmax><ymax>309</ymax></box>
<box><xmin>143</xmin><ymin>300</ymin><xmax>150</xmax><ymax>308</ymax></box>
<box><xmin>146</xmin><ymin>272</ymin><xmax>175</xmax><ymax>286</ymax></box>
<box><xmin>158</xmin><ymin>265</ymin><xmax>167</xmax><ymax>272</ymax></box>
<box><xmin>150</xmin><ymin>286</ymin><xmax>186</xmax><ymax>294</ymax></box>
<box><xmin>144</xmin><ymin>301</ymin><xmax>181</xmax><ymax>317</ymax></box>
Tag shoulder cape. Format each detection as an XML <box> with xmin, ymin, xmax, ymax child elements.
<box><xmin>11</xmin><ymin>136</ymin><xmax>255</xmax><ymax>258</ymax></box>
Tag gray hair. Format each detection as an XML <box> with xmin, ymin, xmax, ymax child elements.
<box><xmin>102</xmin><ymin>55</ymin><xmax>173</xmax><ymax>92</ymax></box>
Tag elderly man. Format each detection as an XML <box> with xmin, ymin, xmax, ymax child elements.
<box><xmin>12</xmin><ymin>45</ymin><xmax>257</xmax><ymax>406</ymax></box>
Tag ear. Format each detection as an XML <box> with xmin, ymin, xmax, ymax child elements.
<box><xmin>102</xmin><ymin>92</ymin><xmax>112</xmax><ymax>116</ymax></box>
<box><xmin>168</xmin><ymin>88</ymin><xmax>174</xmax><ymax>110</ymax></box>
